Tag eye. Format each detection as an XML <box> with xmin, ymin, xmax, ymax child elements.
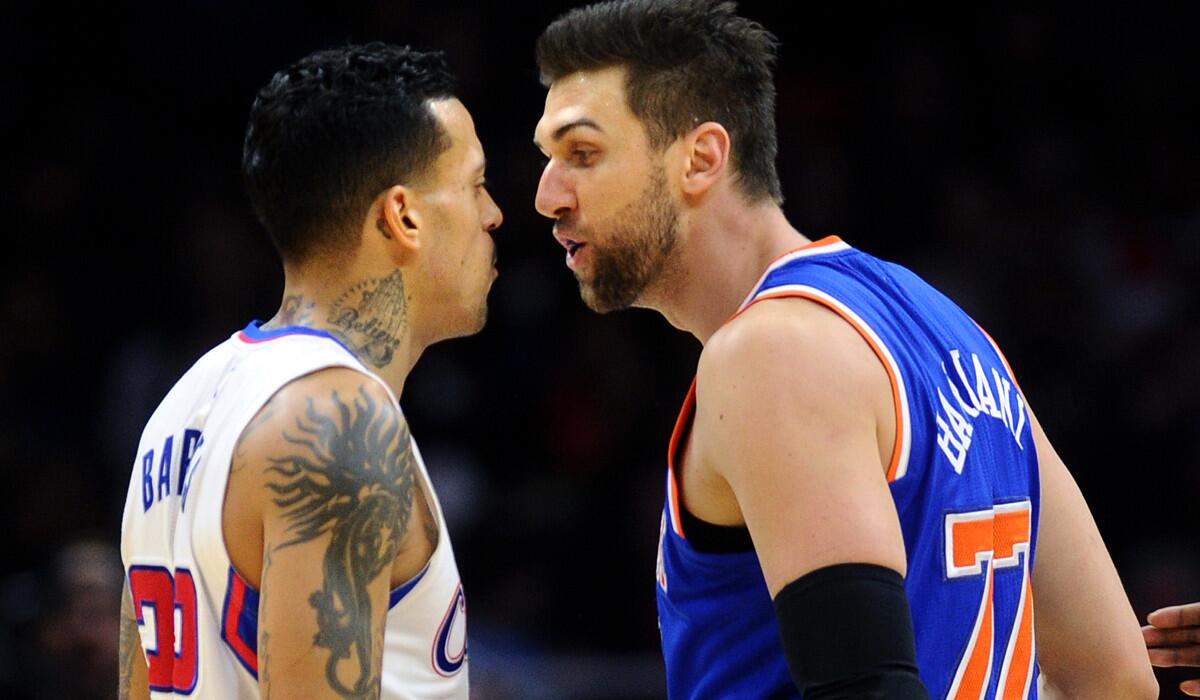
<box><xmin>573</xmin><ymin>149</ymin><xmax>596</xmax><ymax>164</ymax></box>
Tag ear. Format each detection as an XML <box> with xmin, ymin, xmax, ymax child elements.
<box><xmin>680</xmin><ymin>121</ymin><xmax>730</xmax><ymax>198</ymax></box>
<box><xmin>376</xmin><ymin>185</ymin><xmax>422</xmax><ymax>264</ymax></box>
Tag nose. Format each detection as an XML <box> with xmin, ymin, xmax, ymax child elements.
<box><xmin>534</xmin><ymin>159</ymin><xmax>576</xmax><ymax>220</ymax></box>
<box><xmin>482</xmin><ymin>187</ymin><xmax>503</xmax><ymax>233</ymax></box>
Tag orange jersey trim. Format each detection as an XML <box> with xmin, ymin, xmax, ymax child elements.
<box><xmin>974</xmin><ymin>322</ymin><xmax>1024</xmax><ymax>395</ymax></box>
<box><xmin>764</xmin><ymin>235</ymin><xmax>844</xmax><ymax>266</ymax></box>
<box><xmin>733</xmin><ymin>236</ymin><xmax>847</xmax><ymax>314</ymax></box>
<box><xmin>665</xmin><ymin>378</ymin><xmax>697</xmax><ymax>539</ymax></box>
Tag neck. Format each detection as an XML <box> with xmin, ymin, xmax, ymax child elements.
<box><xmin>643</xmin><ymin>201</ymin><xmax>809</xmax><ymax>344</ymax></box>
<box><xmin>264</xmin><ymin>268</ymin><xmax>424</xmax><ymax>397</ymax></box>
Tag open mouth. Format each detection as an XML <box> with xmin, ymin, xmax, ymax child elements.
<box><xmin>556</xmin><ymin>229</ymin><xmax>588</xmax><ymax>269</ymax></box>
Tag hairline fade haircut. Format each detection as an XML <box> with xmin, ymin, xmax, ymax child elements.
<box><xmin>536</xmin><ymin>0</ymin><xmax>783</xmax><ymax>205</ymax></box>
<box><xmin>243</xmin><ymin>42</ymin><xmax>456</xmax><ymax>266</ymax></box>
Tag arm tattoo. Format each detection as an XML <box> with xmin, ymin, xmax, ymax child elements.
<box><xmin>259</xmin><ymin>547</ymin><xmax>275</xmax><ymax>699</ymax></box>
<box><xmin>232</xmin><ymin>397</ymin><xmax>278</xmax><ymax>473</ymax></box>
<box><xmin>267</xmin><ymin>386</ymin><xmax>415</xmax><ymax>699</ymax></box>
<box><xmin>329</xmin><ymin>271</ymin><xmax>407</xmax><ymax>369</ymax></box>
<box><xmin>118</xmin><ymin>579</ymin><xmax>140</xmax><ymax>700</ymax></box>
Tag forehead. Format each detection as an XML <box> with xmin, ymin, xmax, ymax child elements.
<box><xmin>428</xmin><ymin>98</ymin><xmax>485</xmax><ymax>175</ymax></box>
<box><xmin>534</xmin><ymin>66</ymin><xmax>640</xmax><ymax>144</ymax></box>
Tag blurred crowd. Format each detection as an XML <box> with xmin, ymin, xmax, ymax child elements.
<box><xmin>1</xmin><ymin>3</ymin><xmax>1197</xmax><ymax>698</ymax></box>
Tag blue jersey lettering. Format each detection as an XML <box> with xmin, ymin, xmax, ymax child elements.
<box><xmin>139</xmin><ymin>429</ymin><xmax>204</xmax><ymax>512</ymax></box>
<box><xmin>178</xmin><ymin>429</ymin><xmax>203</xmax><ymax>495</ymax></box>
<box><xmin>141</xmin><ymin>449</ymin><xmax>155</xmax><ymax>511</ymax></box>
<box><xmin>157</xmin><ymin>435</ymin><xmax>174</xmax><ymax>502</ymax></box>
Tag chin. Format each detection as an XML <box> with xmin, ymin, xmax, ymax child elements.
<box><xmin>580</xmin><ymin>289</ymin><xmax>612</xmax><ymax>314</ymax></box>
<box><xmin>460</xmin><ymin>302</ymin><xmax>490</xmax><ymax>336</ymax></box>
<box><xmin>441</xmin><ymin>293</ymin><xmax>490</xmax><ymax>338</ymax></box>
<box><xmin>469</xmin><ymin>304</ymin><xmax>488</xmax><ymax>333</ymax></box>
<box><xmin>579</xmin><ymin>283</ymin><xmax>634</xmax><ymax>315</ymax></box>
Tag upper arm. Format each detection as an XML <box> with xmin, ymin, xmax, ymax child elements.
<box><xmin>238</xmin><ymin>368</ymin><xmax>416</xmax><ymax>699</ymax></box>
<box><xmin>1029</xmin><ymin>406</ymin><xmax>1157</xmax><ymax>698</ymax></box>
<box><xmin>119</xmin><ymin>578</ymin><xmax>150</xmax><ymax>700</ymax></box>
<box><xmin>696</xmin><ymin>299</ymin><xmax>907</xmax><ymax>596</ymax></box>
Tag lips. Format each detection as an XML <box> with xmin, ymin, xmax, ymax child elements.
<box><xmin>554</xmin><ymin>228</ymin><xmax>588</xmax><ymax>270</ymax></box>
<box><xmin>564</xmin><ymin>240</ymin><xmax>587</xmax><ymax>270</ymax></box>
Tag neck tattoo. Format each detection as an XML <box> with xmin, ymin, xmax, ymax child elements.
<box><xmin>328</xmin><ymin>270</ymin><xmax>408</xmax><ymax>369</ymax></box>
<box><xmin>278</xmin><ymin>294</ymin><xmax>317</xmax><ymax>325</ymax></box>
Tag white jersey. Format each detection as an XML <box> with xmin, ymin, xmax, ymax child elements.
<box><xmin>120</xmin><ymin>322</ymin><xmax>468</xmax><ymax>699</ymax></box>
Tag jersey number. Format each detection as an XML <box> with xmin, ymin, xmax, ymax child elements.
<box><xmin>944</xmin><ymin>501</ymin><xmax>1035</xmax><ymax>700</ymax></box>
<box><xmin>128</xmin><ymin>566</ymin><xmax>199</xmax><ymax>694</ymax></box>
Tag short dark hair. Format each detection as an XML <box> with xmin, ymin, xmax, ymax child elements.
<box><xmin>537</xmin><ymin>0</ymin><xmax>782</xmax><ymax>204</ymax></box>
<box><xmin>243</xmin><ymin>43</ymin><xmax>455</xmax><ymax>264</ymax></box>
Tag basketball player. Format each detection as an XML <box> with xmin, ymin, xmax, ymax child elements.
<box><xmin>532</xmin><ymin>2</ymin><xmax>1156</xmax><ymax>698</ymax></box>
<box><xmin>118</xmin><ymin>43</ymin><xmax>500</xmax><ymax>699</ymax></box>
<box><xmin>1144</xmin><ymin>601</ymin><xmax>1200</xmax><ymax>696</ymax></box>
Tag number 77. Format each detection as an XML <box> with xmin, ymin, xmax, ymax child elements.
<box><xmin>944</xmin><ymin>501</ymin><xmax>1035</xmax><ymax>700</ymax></box>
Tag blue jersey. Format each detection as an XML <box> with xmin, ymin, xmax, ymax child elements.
<box><xmin>656</xmin><ymin>237</ymin><xmax>1040</xmax><ymax>699</ymax></box>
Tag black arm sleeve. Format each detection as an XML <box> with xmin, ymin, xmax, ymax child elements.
<box><xmin>772</xmin><ymin>563</ymin><xmax>930</xmax><ymax>699</ymax></box>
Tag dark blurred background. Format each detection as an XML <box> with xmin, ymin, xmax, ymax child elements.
<box><xmin>2</xmin><ymin>2</ymin><xmax>1198</xmax><ymax>698</ymax></box>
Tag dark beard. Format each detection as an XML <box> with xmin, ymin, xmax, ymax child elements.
<box><xmin>579</xmin><ymin>169</ymin><xmax>679</xmax><ymax>313</ymax></box>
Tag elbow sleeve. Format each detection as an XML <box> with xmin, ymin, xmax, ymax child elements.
<box><xmin>772</xmin><ymin>563</ymin><xmax>929</xmax><ymax>700</ymax></box>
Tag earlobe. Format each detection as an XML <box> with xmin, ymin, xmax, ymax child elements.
<box><xmin>682</xmin><ymin>122</ymin><xmax>730</xmax><ymax>197</ymax></box>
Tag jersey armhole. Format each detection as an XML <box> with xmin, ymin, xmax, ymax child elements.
<box><xmin>739</xmin><ymin>286</ymin><xmax>913</xmax><ymax>482</ymax></box>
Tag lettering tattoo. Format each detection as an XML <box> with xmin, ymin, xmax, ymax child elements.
<box><xmin>267</xmin><ymin>386</ymin><xmax>415</xmax><ymax>699</ymax></box>
<box><xmin>266</xmin><ymin>274</ymin><xmax>407</xmax><ymax>371</ymax></box>
<box><xmin>118</xmin><ymin>579</ymin><xmax>139</xmax><ymax>700</ymax></box>
<box><xmin>328</xmin><ymin>271</ymin><xmax>407</xmax><ymax>369</ymax></box>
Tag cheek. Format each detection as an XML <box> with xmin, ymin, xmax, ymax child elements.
<box><xmin>450</xmin><ymin>230</ymin><xmax>488</xmax><ymax>277</ymax></box>
<box><xmin>475</xmin><ymin>236</ymin><xmax>494</xmax><ymax>273</ymax></box>
<box><xmin>584</xmin><ymin>179</ymin><xmax>635</xmax><ymax>226</ymax></box>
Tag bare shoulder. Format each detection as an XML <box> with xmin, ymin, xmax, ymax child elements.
<box><xmin>694</xmin><ymin>295</ymin><xmax>895</xmax><ymax>485</ymax></box>
<box><xmin>695</xmin><ymin>298</ymin><xmax>908</xmax><ymax>592</ymax></box>
<box><xmin>224</xmin><ymin>367</ymin><xmax>413</xmax><ymax>584</ymax></box>
<box><xmin>698</xmin><ymin>296</ymin><xmax>888</xmax><ymax>408</ymax></box>
<box><xmin>235</xmin><ymin>366</ymin><xmax>413</xmax><ymax>515</ymax></box>
<box><xmin>234</xmin><ymin>366</ymin><xmax>402</xmax><ymax>465</ymax></box>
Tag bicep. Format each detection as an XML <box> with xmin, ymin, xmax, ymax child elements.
<box><xmin>243</xmin><ymin>370</ymin><xmax>417</xmax><ymax>698</ymax></box>
<box><xmin>1030</xmin><ymin>407</ymin><xmax>1151</xmax><ymax>689</ymax></box>
<box><xmin>727</xmin><ymin>409</ymin><xmax>907</xmax><ymax>597</ymax></box>
<box><xmin>257</xmin><ymin>532</ymin><xmax>395</xmax><ymax>697</ymax></box>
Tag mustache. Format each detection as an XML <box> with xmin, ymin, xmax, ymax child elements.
<box><xmin>553</xmin><ymin>216</ymin><xmax>586</xmax><ymax>239</ymax></box>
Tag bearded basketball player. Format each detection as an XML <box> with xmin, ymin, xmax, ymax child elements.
<box><xmin>532</xmin><ymin>2</ymin><xmax>1156</xmax><ymax>698</ymax></box>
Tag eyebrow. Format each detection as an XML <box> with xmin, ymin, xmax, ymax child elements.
<box><xmin>534</xmin><ymin>118</ymin><xmax>604</xmax><ymax>149</ymax></box>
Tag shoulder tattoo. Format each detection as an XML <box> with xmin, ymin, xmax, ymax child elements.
<box><xmin>267</xmin><ymin>385</ymin><xmax>415</xmax><ymax>698</ymax></box>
